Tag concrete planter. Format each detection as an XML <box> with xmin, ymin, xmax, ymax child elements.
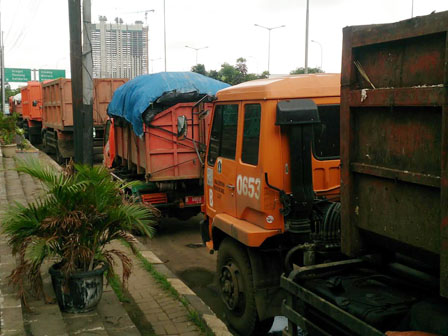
<box><xmin>49</xmin><ymin>263</ymin><xmax>107</xmax><ymax>313</ymax></box>
<box><xmin>1</xmin><ymin>144</ymin><xmax>17</xmax><ymax>158</ymax></box>
<box><xmin>15</xmin><ymin>149</ymin><xmax>39</xmax><ymax>161</ymax></box>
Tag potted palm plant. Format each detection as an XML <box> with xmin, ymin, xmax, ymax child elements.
<box><xmin>2</xmin><ymin>158</ymin><xmax>155</xmax><ymax>312</ymax></box>
<box><xmin>0</xmin><ymin>113</ymin><xmax>21</xmax><ymax>158</ymax></box>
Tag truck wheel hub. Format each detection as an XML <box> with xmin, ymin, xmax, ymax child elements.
<box><xmin>220</xmin><ymin>263</ymin><xmax>240</xmax><ymax>311</ymax></box>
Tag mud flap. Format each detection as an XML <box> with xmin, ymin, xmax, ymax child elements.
<box><xmin>200</xmin><ymin>218</ymin><xmax>210</xmax><ymax>244</ymax></box>
<box><xmin>57</xmin><ymin>138</ymin><xmax>74</xmax><ymax>158</ymax></box>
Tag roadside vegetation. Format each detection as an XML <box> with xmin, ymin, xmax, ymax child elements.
<box><xmin>121</xmin><ymin>241</ymin><xmax>215</xmax><ymax>336</ymax></box>
<box><xmin>192</xmin><ymin>57</ymin><xmax>325</xmax><ymax>85</ymax></box>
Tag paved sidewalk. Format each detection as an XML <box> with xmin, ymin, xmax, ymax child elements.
<box><xmin>0</xmin><ymin>150</ymin><xmax>231</xmax><ymax>336</ymax></box>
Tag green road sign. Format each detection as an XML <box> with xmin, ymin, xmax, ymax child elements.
<box><xmin>39</xmin><ymin>69</ymin><xmax>66</xmax><ymax>81</ymax></box>
<box><xmin>5</xmin><ymin>68</ymin><xmax>32</xmax><ymax>82</ymax></box>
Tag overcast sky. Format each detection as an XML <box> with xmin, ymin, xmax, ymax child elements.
<box><xmin>2</xmin><ymin>0</ymin><xmax>448</xmax><ymax>84</ymax></box>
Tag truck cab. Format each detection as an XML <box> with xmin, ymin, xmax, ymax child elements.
<box><xmin>201</xmin><ymin>74</ymin><xmax>341</xmax><ymax>335</ymax></box>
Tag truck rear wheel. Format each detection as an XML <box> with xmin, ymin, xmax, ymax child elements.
<box><xmin>217</xmin><ymin>238</ymin><xmax>273</xmax><ymax>335</ymax></box>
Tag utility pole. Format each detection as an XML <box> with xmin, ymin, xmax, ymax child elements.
<box><xmin>1</xmin><ymin>32</ymin><xmax>4</xmax><ymax>114</ymax></box>
<box><xmin>82</xmin><ymin>0</ymin><xmax>93</xmax><ymax>165</ymax></box>
<box><xmin>163</xmin><ymin>0</ymin><xmax>167</xmax><ymax>71</ymax></box>
<box><xmin>0</xmin><ymin>4</ymin><xmax>4</xmax><ymax>114</ymax></box>
<box><xmin>69</xmin><ymin>0</ymin><xmax>91</xmax><ymax>164</ymax></box>
<box><xmin>304</xmin><ymin>0</ymin><xmax>309</xmax><ymax>74</ymax></box>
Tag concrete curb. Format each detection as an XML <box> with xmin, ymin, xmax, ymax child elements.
<box><xmin>135</xmin><ymin>241</ymin><xmax>233</xmax><ymax>336</ymax></box>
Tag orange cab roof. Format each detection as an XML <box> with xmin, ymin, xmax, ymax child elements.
<box><xmin>216</xmin><ymin>73</ymin><xmax>341</xmax><ymax>101</ymax></box>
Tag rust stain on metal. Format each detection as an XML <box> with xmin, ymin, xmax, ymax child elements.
<box><xmin>442</xmin><ymin>217</ymin><xmax>448</xmax><ymax>230</ymax></box>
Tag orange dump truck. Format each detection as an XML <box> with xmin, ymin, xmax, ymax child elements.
<box><xmin>42</xmin><ymin>78</ymin><xmax>127</xmax><ymax>162</ymax></box>
<box><xmin>201</xmin><ymin>74</ymin><xmax>341</xmax><ymax>334</ymax></box>
<box><xmin>104</xmin><ymin>72</ymin><xmax>230</xmax><ymax>217</ymax></box>
<box><xmin>20</xmin><ymin>81</ymin><xmax>43</xmax><ymax>144</ymax></box>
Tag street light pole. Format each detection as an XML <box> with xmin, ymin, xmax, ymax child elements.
<box><xmin>150</xmin><ymin>58</ymin><xmax>162</xmax><ymax>73</ymax></box>
<box><xmin>0</xmin><ymin>1</ymin><xmax>4</xmax><ymax>114</ymax></box>
<box><xmin>305</xmin><ymin>0</ymin><xmax>309</xmax><ymax>74</ymax></box>
<box><xmin>185</xmin><ymin>45</ymin><xmax>208</xmax><ymax>65</ymax></box>
<box><xmin>311</xmin><ymin>39</ymin><xmax>322</xmax><ymax>70</ymax></box>
<box><xmin>254</xmin><ymin>23</ymin><xmax>285</xmax><ymax>74</ymax></box>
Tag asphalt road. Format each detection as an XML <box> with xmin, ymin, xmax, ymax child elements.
<box><xmin>137</xmin><ymin>215</ymin><xmax>227</xmax><ymax>321</ymax></box>
<box><xmin>138</xmin><ymin>215</ymin><xmax>289</xmax><ymax>336</ymax></box>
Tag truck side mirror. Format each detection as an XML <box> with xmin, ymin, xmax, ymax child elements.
<box><xmin>32</xmin><ymin>100</ymin><xmax>38</xmax><ymax>107</ymax></box>
<box><xmin>177</xmin><ymin>115</ymin><xmax>188</xmax><ymax>139</ymax></box>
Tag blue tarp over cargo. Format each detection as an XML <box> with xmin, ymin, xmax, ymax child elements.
<box><xmin>107</xmin><ymin>72</ymin><xmax>230</xmax><ymax>136</ymax></box>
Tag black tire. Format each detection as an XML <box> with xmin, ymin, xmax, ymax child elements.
<box><xmin>254</xmin><ymin>317</ymin><xmax>275</xmax><ymax>335</ymax></box>
<box><xmin>29</xmin><ymin>133</ymin><xmax>41</xmax><ymax>145</ymax></box>
<box><xmin>23</xmin><ymin>120</ymin><xmax>29</xmax><ymax>140</ymax></box>
<box><xmin>217</xmin><ymin>238</ymin><xmax>260</xmax><ymax>335</ymax></box>
<box><xmin>175</xmin><ymin>208</ymin><xmax>199</xmax><ymax>221</ymax></box>
<box><xmin>42</xmin><ymin>132</ymin><xmax>48</xmax><ymax>152</ymax></box>
<box><xmin>55</xmin><ymin>145</ymin><xmax>64</xmax><ymax>164</ymax></box>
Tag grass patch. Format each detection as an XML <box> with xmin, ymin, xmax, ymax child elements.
<box><xmin>108</xmin><ymin>273</ymin><xmax>131</xmax><ymax>303</ymax></box>
<box><xmin>121</xmin><ymin>240</ymin><xmax>215</xmax><ymax>336</ymax></box>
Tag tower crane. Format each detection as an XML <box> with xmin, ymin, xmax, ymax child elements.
<box><xmin>124</xmin><ymin>9</ymin><xmax>155</xmax><ymax>25</ymax></box>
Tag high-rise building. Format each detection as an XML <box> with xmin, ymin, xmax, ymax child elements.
<box><xmin>91</xmin><ymin>16</ymin><xmax>149</xmax><ymax>79</ymax></box>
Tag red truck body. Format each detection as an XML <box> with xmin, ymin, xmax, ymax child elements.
<box><xmin>106</xmin><ymin>100</ymin><xmax>212</xmax><ymax>216</ymax></box>
<box><xmin>20</xmin><ymin>81</ymin><xmax>43</xmax><ymax>144</ymax></box>
<box><xmin>8</xmin><ymin>96</ymin><xmax>13</xmax><ymax>114</ymax></box>
<box><xmin>41</xmin><ymin>78</ymin><xmax>127</xmax><ymax>161</ymax></box>
<box><xmin>10</xmin><ymin>93</ymin><xmax>22</xmax><ymax>115</ymax></box>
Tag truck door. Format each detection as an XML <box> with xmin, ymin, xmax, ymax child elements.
<box><xmin>235</xmin><ymin>103</ymin><xmax>263</xmax><ymax>218</ymax></box>
<box><xmin>205</xmin><ymin>103</ymin><xmax>239</xmax><ymax>217</ymax></box>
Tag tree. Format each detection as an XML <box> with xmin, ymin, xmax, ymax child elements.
<box><xmin>218</xmin><ymin>62</ymin><xmax>241</xmax><ymax>85</ymax></box>
<box><xmin>208</xmin><ymin>70</ymin><xmax>219</xmax><ymax>80</ymax></box>
<box><xmin>191</xmin><ymin>64</ymin><xmax>207</xmax><ymax>76</ymax></box>
<box><xmin>290</xmin><ymin>67</ymin><xmax>324</xmax><ymax>74</ymax></box>
<box><xmin>191</xmin><ymin>58</ymin><xmax>269</xmax><ymax>85</ymax></box>
<box><xmin>235</xmin><ymin>57</ymin><xmax>248</xmax><ymax>76</ymax></box>
<box><xmin>5</xmin><ymin>84</ymin><xmax>21</xmax><ymax>102</ymax></box>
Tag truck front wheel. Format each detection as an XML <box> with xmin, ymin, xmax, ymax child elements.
<box><xmin>217</xmin><ymin>238</ymin><xmax>273</xmax><ymax>335</ymax></box>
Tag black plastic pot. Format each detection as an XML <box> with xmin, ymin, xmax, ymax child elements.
<box><xmin>49</xmin><ymin>262</ymin><xmax>107</xmax><ymax>313</ymax></box>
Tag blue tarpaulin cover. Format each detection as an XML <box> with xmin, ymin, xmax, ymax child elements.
<box><xmin>107</xmin><ymin>72</ymin><xmax>230</xmax><ymax>136</ymax></box>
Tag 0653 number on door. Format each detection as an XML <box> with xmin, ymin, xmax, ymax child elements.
<box><xmin>236</xmin><ymin>175</ymin><xmax>261</xmax><ymax>200</ymax></box>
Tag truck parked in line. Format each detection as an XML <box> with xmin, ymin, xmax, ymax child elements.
<box><xmin>280</xmin><ymin>10</ymin><xmax>448</xmax><ymax>336</ymax></box>
<box><xmin>9</xmin><ymin>93</ymin><xmax>22</xmax><ymax>116</ymax></box>
<box><xmin>104</xmin><ymin>72</ymin><xmax>229</xmax><ymax>218</ymax></box>
<box><xmin>20</xmin><ymin>81</ymin><xmax>43</xmax><ymax>144</ymax></box>
<box><xmin>199</xmin><ymin>9</ymin><xmax>448</xmax><ymax>336</ymax></box>
<box><xmin>42</xmin><ymin>78</ymin><xmax>127</xmax><ymax>162</ymax></box>
<box><xmin>201</xmin><ymin>73</ymin><xmax>341</xmax><ymax>335</ymax></box>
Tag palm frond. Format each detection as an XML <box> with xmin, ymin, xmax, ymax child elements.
<box><xmin>1</xmin><ymin>158</ymin><xmax>158</xmax><ymax>303</ymax></box>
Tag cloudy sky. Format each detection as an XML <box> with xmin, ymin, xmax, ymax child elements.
<box><xmin>2</xmin><ymin>0</ymin><xmax>448</xmax><ymax>82</ymax></box>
